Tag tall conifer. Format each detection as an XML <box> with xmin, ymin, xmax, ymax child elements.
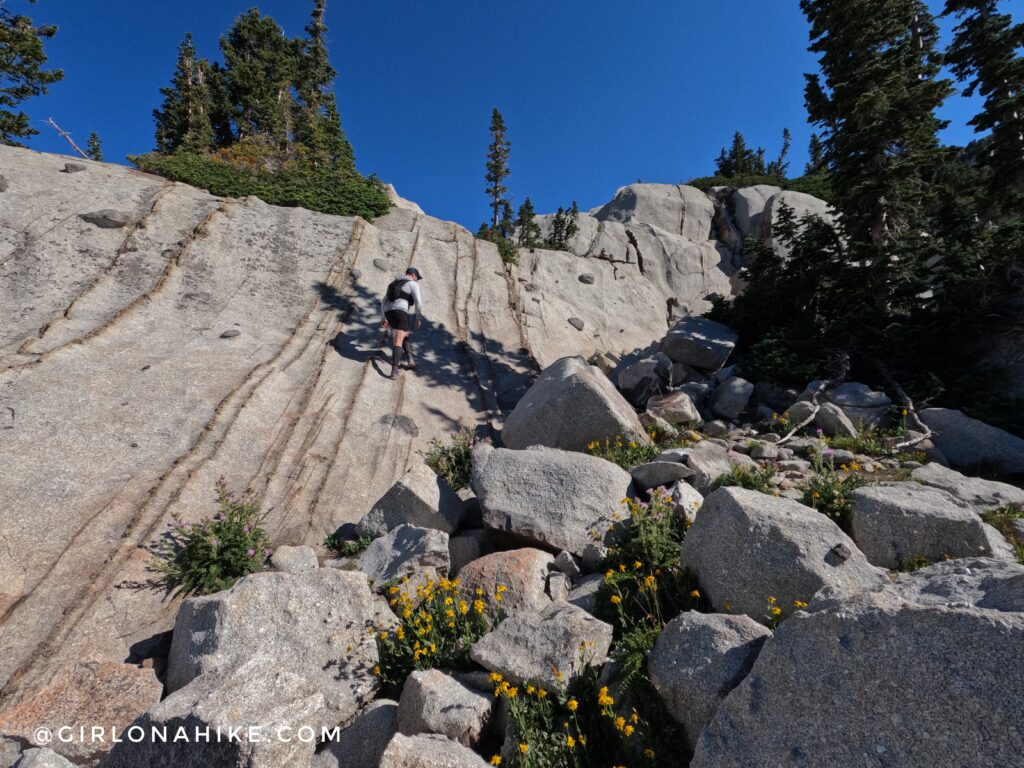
<box><xmin>153</xmin><ymin>33</ymin><xmax>214</xmax><ymax>153</ymax></box>
<box><xmin>0</xmin><ymin>0</ymin><xmax>62</xmax><ymax>145</ymax></box>
<box><xmin>485</xmin><ymin>108</ymin><xmax>511</xmax><ymax>229</ymax></box>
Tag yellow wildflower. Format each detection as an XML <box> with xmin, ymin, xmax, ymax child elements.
<box><xmin>566</xmin><ymin>698</ymin><xmax>579</xmax><ymax>711</ymax></box>
<box><xmin>690</xmin><ymin>589</ymin><xmax>701</xmax><ymax>598</ymax></box>
<box><xmin>771</xmin><ymin>606</ymin><xmax>782</xmax><ymax>616</ymax></box>
<box><xmin>372</xmin><ymin>665</ymin><xmax>380</xmax><ymax>676</ymax></box>
<box><xmin>610</xmin><ymin>594</ymin><xmax>622</xmax><ymax>605</ymax></box>
<box><xmin>490</xmin><ymin>756</ymin><xmax>502</xmax><ymax>766</ymax></box>
<box><xmin>644</xmin><ymin>748</ymin><xmax>656</xmax><ymax>759</ymax></box>
<box><xmin>566</xmin><ymin>735</ymin><xmax>576</xmax><ymax>749</ymax></box>
<box><xmin>518</xmin><ymin>743</ymin><xmax>529</xmax><ymax>754</ymax></box>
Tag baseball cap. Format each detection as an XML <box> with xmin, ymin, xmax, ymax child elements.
<box><xmin>406</xmin><ymin>267</ymin><xmax>424</xmax><ymax>280</ymax></box>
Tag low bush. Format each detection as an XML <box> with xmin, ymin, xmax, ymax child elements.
<box><xmin>712</xmin><ymin>464</ymin><xmax>777</xmax><ymax>494</ymax></box>
<box><xmin>685</xmin><ymin>172</ymin><xmax>833</xmax><ymax>202</ymax></box>
<box><xmin>421</xmin><ymin>426</ymin><xmax>487</xmax><ymax>491</ymax></box>
<box><xmin>802</xmin><ymin>450</ymin><xmax>866</xmax><ymax>532</ymax></box>
<box><xmin>322</xmin><ymin>533</ymin><xmax>372</xmax><ymax>558</ymax></box>
<box><xmin>981</xmin><ymin>505</ymin><xmax>1024</xmax><ymax>565</ymax></box>
<box><xmin>585</xmin><ymin>435</ymin><xmax>661</xmax><ymax>471</ymax></box>
<box><xmin>151</xmin><ymin>479</ymin><xmax>271</xmax><ymax>596</ymax></box>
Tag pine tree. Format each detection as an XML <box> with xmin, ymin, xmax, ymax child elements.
<box><xmin>0</xmin><ymin>1</ymin><xmax>63</xmax><ymax>145</ymax></box>
<box><xmin>766</xmin><ymin>128</ymin><xmax>792</xmax><ymax>177</ymax></box>
<box><xmin>943</xmin><ymin>0</ymin><xmax>1024</xmax><ymax>196</ymax></box>
<box><xmin>485</xmin><ymin>108</ymin><xmax>511</xmax><ymax>229</ymax></box>
<box><xmin>86</xmin><ymin>131</ymin><xmax>102</xmax><ymax>161</ymax></box>
<box><xmin>714</xmin><ymin>132</ymin><xmax>767</xmax><ymax>177</ymax></box>
<box><xmin>515</xmin><ymin>197</ymin><xmax>542</xmax><ymax>247</ymax></box>
<box><xmin>201</xmin><ymin>60</ymin><xmax>235</xmax><ymax>148</ymax></box>
<box><xmin>545</xmin><ymin>203</ymin><xmax>580</xmax><ymax>251</ymax></box>
<box><xmin>805</xmin><ymin>132</ymin><xmax>827</xmax><ymax>174</ymax></box>
<box><xmin>153</xmin><ymin>33</ymin><xmax>214</xmax><ymax>153</ymax></box>
<box><xmin>498</xmin><ymin>200</ymin><xmax>515</xmax><ymax>240</ymax></box>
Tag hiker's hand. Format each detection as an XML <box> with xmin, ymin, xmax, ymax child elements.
<box><xmin>415</xmin><ymin>317</ymin><xmax>422</xmax><ymax>330</ymax></box>
<box><xmin>381</xmin><ymin>319</ymin><xmax>389</xmax><ymax>329</ymax></box>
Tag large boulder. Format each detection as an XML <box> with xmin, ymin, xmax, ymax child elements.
<box><xmin>710</xmin><ymin>377</ymin><xmax>754</xmax><ymax>420</ymax></box>
<box><xmin>270</xmin><ymin>545</ymin><xmax>319</xmax><ymax>574</ymax></box>
<box><xmin>379</xmin><ymin>733</ymin><xmax>489</xmax><ymax>768</ymax></box>
<box><xmin>617</xmin><ymin>352</ymin><xmax>672</xmax><ymax>407</ymax></box>
<box><xmin>674</xmin><ymin>441</ymin><xmax>737</xmax><ymax>494</ymax></box>
<box><xmin>357</xmin><ymin>525</ymin><xmax>450</xmax><ymax>583</ymax></box>
<box><xmin>849</xmin><ymin>483</ymin><xmax>1014</xmax><ymax>568</ymax></box>
<box><xmin>760</xmin><ymin>190</ymin><xmax>835</xmax><ymax>258</ymax></box>
<box><xmin>648</xmin><ymin>612</ymin><xmax>772</xmax><ymax>752</ymax></box>
<box><xmin>501</xmin><ymin>356</ymin><xmax>649</xmax><ymax>452</ymax></box>
<box><xmin>731</xmin><ymin>185</ymin><xmax>782</xmax><ymax>239</ymax></box>
<box><xmin>920</xmin><ymin>408</ymin><xmax>1024</xmax><ymax>475</ymax></box>
<box><xmin>470</xmin><ymin>602</ymin><xmax>613</xmax><ymax>688</ymax></box>
<box><xmin>824</xmin><ymin>382</ymin><xmax>892</xmax><ymax>428</ymax></box>
<box><xmin>662</xmin><ymin>317</ymin><xmax>738</xmax><ymax>372</ymax></box>
<box><xmin>357</xmin><ymin>464</ymin><xmax>464</xmax><ymax>537</ymax></box>
<box><xmin>594</xmin><ymin>183</ymin><xmax>714</xmax><ymax>241</ymax></box>
<box><xmin>472</xmin><ymin>444</ymin><xmax>634</xmax><ymax>556</ymax></box>
<box><xmin>397</xmin><ymin>670</ymin><xmax>493</xmax><ymax>747</ymax></box>
<box><xmin>646</xmin><ymin>390</ymin><xmax>701</xmax><ymax>426</ymax></box>
<box><xmin>457</xmin><ymin>548</ymin><xmax>554</xmax><ymax>616</ymax></box>
<box><xmin>629</xmin><ymin>461</ymin><xmax>695</xmax><ymax>492</ymax></box>
<box><xmin>311</xmin><ymin>699</ymin><xmax>398</xmax><ymax>768</ymax></box>
<box><xmin>166</xmin><ymin>569</ymin><xmax>380</xmax><ymax>729</ymax></box>
<box><xmin>680</xmin><ymin>488</ymin><xmax>885</xmax><ymax>623</ymax></box>
<box><xmin>103</xmin><ymin>659</ymin><xmax>324</xmax><ymax>768</ymax></box>
<box><xmin>691</xmin><ymin>558</ymin><xmax>1024</xmax><ymax>768</ymax></box>
<box><xmin>911</xmin><ymin>462</ymin><xmax>1024</xmax><ymax>512</ymax></box>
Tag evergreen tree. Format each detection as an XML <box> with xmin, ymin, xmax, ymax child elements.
<box><xmin>153</xmin><ymin>33</ymin><xmax>214</xmax><ymax>153</ymax></box>
<box><xmin>86</xmin><ymin>131</ymin><xmax>102</xmax><ymax>161</ymax></box>
<box><xmin>0</xmin><ymin>0</ymin><xmax>63</xmax><ymax>145</ymax></box>
<box><xmin>515</xmin><ymin>197</ymin><xmax>542</xmax><ymax>247</ymax></box>
<box><xmin>943</xmin><ymin>0</ymin><xmax>1024</xmax><ymax>196</ymax></box>
<box><xmin>201</xmin><ymin>60</ymin><xmax>235</xmax><ymax>148</ymax></box>
<box><xmin>498</xmin><ymin>200</ymin><xmax>515</xmax><ymax>240</ymax></box>
<box><xmin>545</xmin><ymin>202</ymin><xmax>580</xmax><ymax>251</ymax></box>
<box><xmin>766</xmin><ymin>128</ymin><xmax>792</xmax><ymax>177</ymax></box>
<box><xmin>715</xmin><ymin>132</ymin><xmax>768</xmax><ymax>177</ymax></box>
<box><xmin>485</xmin><ymin>108</ymin><xmax>511</xmax><ymax>229</ymax></box>
<box><xmin>805</xmin><ymin>132</ymin><xmax>827</xmax><ymax>174</ymax></box>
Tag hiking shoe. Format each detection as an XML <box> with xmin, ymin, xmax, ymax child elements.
<box><xmin>388</xmin><ymin>370</ymin><xmax>401</xmax><ymax>380</ymax></box>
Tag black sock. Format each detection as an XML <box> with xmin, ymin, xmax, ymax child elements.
<box><xmin>402</xmin><ymin>337</ymin><xmax>413</xmax><ymax>362</ymax></box>
<box><xmin>391</xmin><ymin>346</ymin><xmax>402</xmax><ymax>371</ymax></box>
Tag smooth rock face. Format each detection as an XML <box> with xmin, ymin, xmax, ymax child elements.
<box><xmin>12</xmin><ymin>750</ymin><xmax>74</xmax><ymax>768</ymax></box>
<box><xmin>911</xmin><ymin>462</ymin><xmax>1024</xmax><ymax>511</ymax></box>
<box><xmin>311</xmin><ymin>699</ymin><xmax>398</xmax><ymax>768</ymax></box>
<box><xmin>710</xmin><ymin>377</ymin><xmax>753</xmax><ymax>420</ymax></box>
<box><xmin>166</xmin><ymin>569</ymin><xmax>379</xmax><ymax>728</ymax></box>
<box><xmin>270</xmin><ymin>545</ymin><xmax>319</xmax><ymax>573</ymax></box>
<box><xmin>379</xmin><ymin>733</ymin><xmax>489</xmax><ymax>768</ymax></box>
<box><xmin>502</xmin><ymin>356</ymin><xmax>649</xmax><ymax>451</ymax></box>
<box><xmin>567</xmin><ymin>574</ymin><xmax>605</xmax><ymax>614</ymax></box>
<box><xmin>358</xmin><ymin>464</ymin><xmax>464</xmax><ymax>537</ymax></box>
<box><xmin>472</xmin><ymin>445</ymin><xmax>634</xmax><ymax>556</ymax></box>
<box><xmin>456</xmin><ymin>548</ymin><xmax>554</xmax><ymax>615</ymax></box>
<box><xmin>646</xmin><ymin>390</ymin><xmax>701</xmax><ymax>426</ymax></box>
<box><xmin>849</xmin><ymin>483</ymin><xmax>1009</xmax><ymax>568</ymax></box>
<box><xmin>761</xmin><ymin>190</ymin><xmax>835</xmax><ymax>258</ymax></box>
<box><xmin>680</xmin><ymin>488</ymin><xmax>885</xmax><ymax>622</ymax></box>
<box><xmin>629</xmin><ymin>461</ymin><xmax>695</xmax><ymax>491</ymax></box>
<box><xmin>662</xmin><ymin>317</ymin><xmax>738</xmax><ymax>371</ymax></box>
<box><xmin>921</xmin><ymin>408</ymin><xmax>1024</xmax><ymax>475</ymax></box>
<box><xmin>470</xmin><ymin>602</ymin><xmax>613</xmax><ymax>688</ymax></box>
<box><xmin>595</xmin><ymin>183</ymin><xmax>714</xmax><ymax>241</ymax></box>
<box><xmin>731</xmin><ymin>185</ymin><xmax>781</xmax><ymax>239</ymax></box>
<box><xmin>648</xmin><ymin>612</ymin><xmax>771</xmax><ymax>752</ymax></box>
<box><xmin>0</xmin><ymin>662</ymin><xmax>161</xmax><ymax>763</ymax></box>
<box><xmin>691</xmin><ymin>558</ymin><xmax>1024</xmax><ymax>768</ymax></box>
<box><xmin>104</xmin><ymin>660</ymin><xmax>323</xmax><ymax>768</ymax></box>
<box><xmin>397</xmin><ymin>670</ymin><xmax>493</xmax><ymax>746</ymax></box>
<box><xmin>357</xmin><ymin>525</ymin><xmax>450</xmax><ymax>583</ymax></box>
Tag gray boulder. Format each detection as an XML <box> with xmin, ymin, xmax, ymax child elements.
<box><xmin>761</xmin><ymin>190</ymin><xmax>835</xmax><ymax>259</ymax></box>
<box><xmin>911</xmin><ymin>462</ymin><xmax>1024</xmax><ymax>512</ymax></box>
<box><xmin>814</xmin><ymin>402</ymin><xmax>858</xmax><ymax>438</ymax></box>
<box><xmin>679</xmin><ymin>441</ymin><xmax>736</xmax><ymax>494</ymax></box>
<box><xmin>567</xmin><ymin>574</ymin><xmax>605</xmax><ymax>615</ymax></box>
<box><xmin>646</xmin><ymin>390</ymin><xmax>701</xmax><ymax>426</ymax></box>
<box><xmin>731</xmin><ymin>185</ymin><xmax>781</xmax><ymax>239</ymax></box>
<box><xmin>648</xmin><ymin>612</ymin><xmax>772</xmax><ymax>752</ymax></box>
<box><xmin>448</xmin><ymin>530</ymin><xmax>494</xmax><ymax>577</ymax></box>
<box><xmin>457</xmin><ymin>548</ymin><xmax>554</xmax><ymax>616</ymax></box>
<box><xmin>921</xmin><ymin>408</ymin><xmax>1024</xmax><ymax>475</ymax></box>
<box><xmin>166</xmin><ymin>569</ymin><xmax>380</xmax><ymax>728</ymax></box>
<box><xmin>680</xmin><ymin>488</ymin><xmax>885</xmax><ymax>623</ymax></box>
<box><xmin>13</xmin><ymin>750</ymin><xmax>74</xmax><ymax>768</ymax></box>
<box><xmin>629</xmin><ymin>461</ymin><xmax>695</xmax><ymax>491</ymax></box>
<box><xmin>79</xmin><ymin>209</ymin><xmax>128</xmax><ymax>229</ymax></box>
<box><xmin>379</xmin><ymin>733</ymin><xmax>489</xmax><ymax>768</ymax></box>
<box><xmin>710</xmin><ymin>377</ymin><xmax>754</xmax><ymax>421</ymax></box>
<box><xmin>819</xmin><ymin>381</ymin><xmax>892</xmax><ymax>428</ymax></box>
<box><xmin>1</xmin><ymin>738</ymin><xmax>20</xmax><ymax>768</ymax></box>
<box><xmin>311</xmin><ymin>699</ymin><xmax>398</xmax><ymax>768</ymax></box>
<box><xmin>270</xmin><ymin>545</ymin><xmax>318</xmax><ymax>573</ymax></box>
<box><xmin>671</xmin><ymin>481</ymin><xmax>704</xmax><ymax>524</ymax></box>
<box><xmin>397</xmin><ymin>670</ymin><xmax>493</xmax><ymax>746</ymax></box>
<box><xmin>594</xmin><ymin>183</ymin><xmax>714</xmax><ymax>241</ymax></box>
<box><xmin>617</xmin><ymin>353</ymin><xmax>672</xmax><ymax>407</ymax></box>
<box><xmin>104</xmin><ymin>660</ymin><xmax>323</xmax><ymax>768</ymax></box>
<box><xmin>470</xmin><ymin>602</ymin><xmax>613</xmax><ymax>688</ymax></box>
<box><xmin>472</xmin><ymin>444</ymin><xmax>634</xmax><ymax>556</ymax></box>
<box><xmin>691</xmin><ymin>558</ymin><xmax>1024</xmax><ymax>768</ymax></box>
<box><xmin>501</xmin><ymin>356</ymin><xmax>649</xmax><ymax>452</ymax></box>
<box><xmin>357</xmin><ymin>525</ymin><xmax>450</xmax><ymax>583</ymax></box>
<box><xmin>357</xmin><ymin>463</ymin><xmax>464</xmax><ymax>537</ymax></box>
<box><xmin>849</xmin><ymin>483</ymin><xmax>1014</xmax><ymax>568</ymax></box>
<box><xmin>662</xmin><ymin>317</ymin><xmax>738</xmax><ymax>371</ymax></box>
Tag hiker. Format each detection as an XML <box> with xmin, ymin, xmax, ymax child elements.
<box><xmin>380</xmin><ymin>267</ymin><xmax>423</xmax><ymax>379</ymax></box>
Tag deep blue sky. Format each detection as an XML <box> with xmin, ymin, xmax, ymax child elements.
<box><xmin>17</xmin><ymin>0</ymin><xmax>1024</xmax><ymax>228</ymax></box>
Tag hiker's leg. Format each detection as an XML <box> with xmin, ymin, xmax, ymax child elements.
<box><xmin>389</xmin><ymin>329</ymin><xmax>408</xmax><ymax>377</ymax></box>
<box><xmin>402</xmin><ymin>334</ymin><xmax>414</xmax><ymax>368</ymax></box>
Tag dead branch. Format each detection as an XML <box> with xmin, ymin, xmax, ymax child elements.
<box><xmin>44</xmin><ymin>118</ymin><xmax>89</xmax><ymax>160</ymax></box>
<box><xmin>777</xmin><ymin>351</ymin><xmax>850</xmax><ymax>445</ymax></box>
<box><xmin>875</xmin><ymin>361</ymin><xmax>933</xmax><ymax>451</ymax></box>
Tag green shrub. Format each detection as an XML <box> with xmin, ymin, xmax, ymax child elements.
<box><xmin>897</xmin><ymin>555</ymin><xmax>935</xmax><ymax>572</ymax></box>
<box><xmin>981</xmin><ymin>505</ymin><xmax>1024</xmax><ymax>565</ymax></box>
<box><xmin>685</xmin><ymin>172</ymin><xmax>833</xmax><ymax>203</ymax></box>
<box><xmin>802</xmin><ymin>450</ymin><xmax>866</xmax><ymax>531</ymax></box>
<box><xmin>585</xmin><ymin>435</ymin><xmax>661</xmax><ymax>471</ymax></box>
<box><xmin>738</xmin><ymin>332</ymin><xmax>821</xmax><ymax>387</ymax></box>
<box><xmin>152</xmin><ymin>479</ymin><xmax>271</xmax><ymax>596</ymax></box>
<box><xmin>323</xmin><ymin>533</ymin><xmax>372</xmax><ymax>557</ymax></box>
<box><xmin>421</xmin><ymin>426</ymin><xmax>487</xmax><ymax>491</ymax></box>
<box><xmin>713</xmin><ymin>464</ymin><xmax>777</xmax><ymax>494</ymax></box>
<box><xmin>129</xmin><ymin>150</ymin><xmax>392</xmax><ymax>219</ymax></box>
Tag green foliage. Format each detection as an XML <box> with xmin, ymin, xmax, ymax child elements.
<box><xmin>738</xmin><ymin>331</ymin><xmax>821</xmax><ymax>387</ymax></box>
<box><xmin>981</xmin><ymin>505</ymin><xmax>1024</xmax><ymax>565</ymax></box>
<box><xmin>0</xmin><ymin>1</ymin><xmax>63</xmax><ymax>145</ymax></box>
<box><xmin>713</xmin><ymin>464</ymin><xmax>777</xmax><ymax>494</ymax></box>
<box><xmin>516</xmin><ymin>197</ymin><xmax>542</xmax><ymax>247</ymax></box>
<box><xmin>420</xmin><ymin>425</ymin><xmax>486</xmax><ymax>491</ymax></box>
<box><xmin>153</xmin><ymin>33</ymin><xmax>215</xmax><ymax>154</ymax></box>
<box><xmin>584</xmin><ymin>434</ymin><xmax>661</xmax><ymax>471</ymax></box>
<box><xmin>686</xmin><ymin>172</ymin><xmax>834</xmax><ymax>203</ymax></box>
<box><xmin>545</xmin><ymin>201</ymin><xmax>580</xmax><ymax>251</ymax></box>
<box><xmin>373</xmin><ymin>575</ymin><xmax>494</xmax><ymax>688</ymax></box>
<box><xmin>151</xmin><ymin>479</ymin><xmax>271</xmax><ymax>596</ymax></box>
<box><xmin>485</xmin><ymin>107</ymin><xmax>512</xmax><ymax>229</ymax></box>
<box><xmin>477</xmin><ymin>224</ymin><xmax>520</xmax><ymax>265</ymax></box>
<box><xmin>805</xmin><ymin>132</ymin><xmax>826</xmax><ymax>175</ymax></box>
<box><xmin>897</xmin><ymin>555</ymin><xmax>935</xmax><ymax>573</ymax></box>
<box><xmin>802</xmin><ymin>449</ymin><xmax>867</xmax><ymax>532</ymax></box>
<box><xmin>322</xmin><ymin>533</ymin><xmax>372</xmax><ymax>557</ymax></box>
<box><xmin>129</xmin><ymin>149</ymin><xmax>391</xmax><ymax>219</ymax></box>
<box><xmin>85</xmin><ymin>131</ymin><xmax>103</xmax><ymax>162</ymax></box>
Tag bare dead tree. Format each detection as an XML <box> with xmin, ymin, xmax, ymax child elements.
<box><xmin>874</xmin><ymin>361</ymin><xmax>934</xmax><ymax>451</ymax></box>
<box><xmin>777</xmin><ymin>351</ymin><xmax>851</xmax><ymax>445</ymax></box>
<box><xmin>44</xmin><ymin>118</ymin><xmax>89</xmax><ymax>160</ymax></box>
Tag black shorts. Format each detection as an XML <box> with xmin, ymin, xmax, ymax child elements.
<box><xmin>385</xmin><ymin>309</ymin><xmax>412</xmax><ymax>331</ymax></box>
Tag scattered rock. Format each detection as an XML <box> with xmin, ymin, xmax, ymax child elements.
<box><xmin>617</xmin><ymin>353</ymin><xmax>671</xmax><ymax>407</ymax></box>
<box><xmin>567</xmin><ymin>574</ymin><xmax>605</xmax><ymax>614</ymax></box>
<box><xmin>920</xmin><ymin>408</ymin><xmax>1024</xmax><ymax>475</ymax></box>
<box><xmin>397</xmin><ymin>670</ymin><xmax>493</xmax><ymax>746</ymax></box>
<box><xmin>678</xmin><ymin>441</ymin><xmax>735</xmax><ymax>494</ymax></box>
<box><xmin>62</xmin><ymin>162</ymin><xmax>86</xmax><ymax>173</ymax></box>
<box><xmin>472</xmin><ymin>444</ymin><xmax>634</xmax><ymax>556</ymax></box>
<box><xmin>457</xmin><ymin>548</ymin><xmax>554</xmax><ymax>616</ymax></box>
<box><xmin>358</xmin><ymin>464</ymin><xmax>464</xmax><ymax>537</ymax></box>
<box><xmin>219</xmin><ymin>329</ymin><xmax>241</xmax><ymax>339</ymax></box>
<box><xmin>680</xmin><ymin>487</ymin><xmax>885</xmax><ymax>623</ymax></box>
<box><xmin>912</xmin><ymin>463</ymin><xmax>1024</xmax><ymax>512</ymax></box>
<box><xmin>749</xmin><ymin>441</ymin><xmax>778</xmax><ymax>460</ymax></box>
<box><xmin>311</xmin><ymin>699</ymin><xmax>398</xmax><ymax>768</ymax></box>
<box><xmin>379</xmin><ymin>733</ymin><xmax>489</xmax><ymax>768</ymax></box>
<box><xmin>648</xmin><ymin>612</ymin><xmax>772</xmax><ymax>752</ymax></box>
<box><xmin>270</xmin><ymin>545</ymin><xmax>318</xmax><ymax>573</ymax></box>
<box><xmin>373</xmin><ymin>257</ymin><xmax>389</xmax><ymax>271</ymax></box>
<box><xmin>12</xmin><ymin>749</ymin><xmax>74</xmax><ymax>768</ymax></box>
<box><xmin>646</xmin><ymin>390</ymin><xmax>701</xmax><ymax>426</ymax></box>
<box><xmin>501</xmin><ymin>356</ymin><xmax>649</xmax><ymax>451</ymax></box>
<box><xmin>166</xmin><ymin>569</ymin><xmax>380</xmax><ymax>728</ymax></box>
<box><xmin>357</xmin><ymin>525</ymin><xmax>450</xmax><ymax>583</ymax></box>
<box><xmin>1</xmin><ymin>738</ymin><xmax>20</xmax><ymax>768</ymax></box>
<box><xmin>554</xmin><ymin>550</ymin><xmax>582</xmax><ymax>579</ymax></box>
<box><xmin>567</xmin><ymin>317</ymin><xmax>585</xmax><ymax>331</ymax></box>
<box><xmin>710</xmin><ymin>377</ymin><xmax>754</xmax><ymax>420</ymax></box>
<box><xmin>578</xmin><ymin>274</ymin><xmax>595</xmax><ymax>284</ymax></box>
<box><xmin>629</xmin><ymin>461</ymin><xmax>695</xmax><ymax>491</ymax></box>
<box><xmin>662</xmin><ymin>316</ymin><xmax>738</xmax><ymax>371</ymax></box>
<box><xmin>79</xmin><ymin>209</ymin><xmax>129</xmax><ymax>229</ymax></box>
<box><xmin>849</xmin><ymin>483</ymin><xmax>1014</xmax><ymax>568</ymax></box>
<box><xmin>816</xmin><ymin>382</ymin><xmax>892</xmax><ymax>428</ymax></box>
<box><xmin>639</xmin><ymin>410</ymin><xmax>679</xmax><ymax>440</ymax></box>
<box><xmin>691</xmin><ymin>558</ymin><xmax>1024</xmax><ymax>768</ymax></box>
<box><xmin>670</xmin><ymin>481</ymin><xmax>704</xmax><ymax>523</ymax></box>
<box><xmin>814</xmin><ymin>402</ymin><xmax>857</xmax><ymax>437</ymax></box>
<box><xmin>470</xmin><ymin>602</ymin><xmax>613</xmax><ymax>688</ymax></box>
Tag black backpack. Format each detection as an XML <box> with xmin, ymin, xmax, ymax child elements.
<box><xmin>386</xmin><ymin>277</ymin><xmax>411</xmax><ymax>303</ymax></box>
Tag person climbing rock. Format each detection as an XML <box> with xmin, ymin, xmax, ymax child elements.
<box><xmin>380</xmin><ymin>267</ymin><xmax>423</xmax><ymax>379</ymax></box>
